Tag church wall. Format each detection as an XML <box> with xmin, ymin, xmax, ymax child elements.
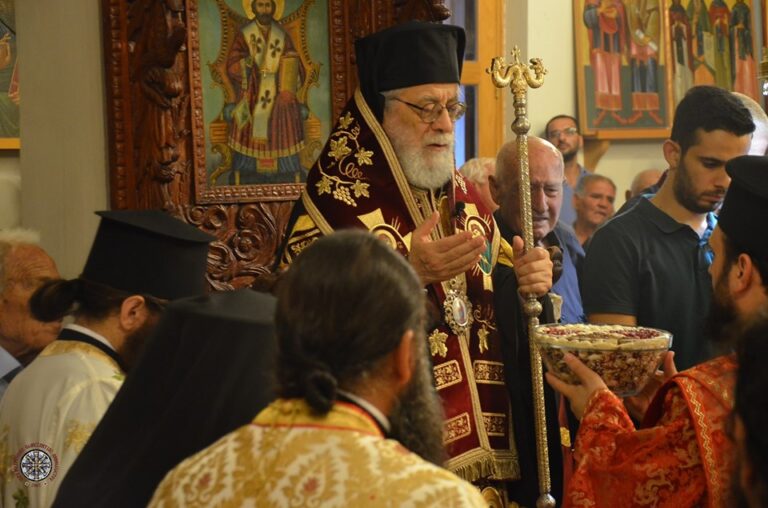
<box><xmin>0</xmin><ymin>154</ymin><xmax>20</xmax><ymax>229</ymax></box>
<box><xmin>17</xmin><ymin>0</ymin><xmax>108</xmax><ymax>278</ymax></box>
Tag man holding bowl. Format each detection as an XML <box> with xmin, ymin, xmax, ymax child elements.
<box><xmin>549</xmin><ymin>155</ymin><xmax>768</xmax><ymax>507</ymax></box>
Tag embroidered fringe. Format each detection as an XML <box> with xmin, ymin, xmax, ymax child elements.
<box><xmin>451</xmin><ymin>453</ymin><xmax>520</xmax><ymax>483</ymax></box>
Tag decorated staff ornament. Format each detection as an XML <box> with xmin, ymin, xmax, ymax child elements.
<box><xmin>487</xmin><ymin>46</ymin><xmax>555</xmax><ymax>508</ymax></box>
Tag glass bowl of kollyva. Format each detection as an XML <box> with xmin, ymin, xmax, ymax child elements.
<box><xmin>533</xmin><ymin>323</ymin><xmax>673</xmax><ymax>397</ymax></box>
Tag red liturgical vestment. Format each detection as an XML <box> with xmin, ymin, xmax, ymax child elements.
<box><xmin>565</xmin><ymin>355</ymin><xmax>736</xmax><ymax>507</ymax></box>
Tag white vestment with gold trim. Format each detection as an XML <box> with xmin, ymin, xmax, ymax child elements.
<box><xmin>0</xmin><ymin>333</ymin><xmax>123</xmax><ymax>508</ymax></box>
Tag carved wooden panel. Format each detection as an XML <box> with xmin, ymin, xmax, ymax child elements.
<box><xmin>103</xmin><ymin>0</ymin><xmax>449</xmax><ymax>290</ymax></box>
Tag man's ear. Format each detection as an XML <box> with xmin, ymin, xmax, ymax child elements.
<box><xmin>662</xmin><ymin>139</ymin><xmax>681</xmax><ymax>171</ymax></box>
<box><xmin>118</xmin><ymin>295</ymin><xmax>149</xmax><ymax>332</ymax></box>
<box><xmin>391</xmin><ymin>329</ymin><xmax>415</xmax><ymax>391</ymax></box>
<box><xmin>732</xmin><ymin>253</ymin><xmax>756</xmax><ymax>295</ymax></box>
<box><xmin>488</xmin><ymin>174</ymin><xmax>501</xmax><ymax>205</ymax></box>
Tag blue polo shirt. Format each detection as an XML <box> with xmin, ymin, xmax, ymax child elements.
<box><xmin>581</xmin><ymin>198</ymin><xmax>715</xmax><ymax>370</ymax></box>
<box><xmin>0</xmin><ymin>346</ymin><xmax>21</xmax><ymax>401</ymax></box>
<box><xmin>551</xmin><ymin>222</ymin><xmax>586</xmax><ymax>324</ymax></box>
<box><xmin>560</xmin><ymin>164</ymin><xmax>590</xmax><ymax>227</ymax></box>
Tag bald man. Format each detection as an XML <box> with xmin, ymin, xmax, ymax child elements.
<box><xmin>489</xmin><ymin>137</ymin><xmax>584</xmax><ymax>506</ymax></box>
<box><xmin>624</xmin><ymin>168</ymin><xmax>663</xmax><ymax>203</ymax></box>
<box><xmin>0</xmin><ymin>230</ymin><xmax>60</xmax><ymax>399</ymax></box>
<box><xmin>459</xmin><ymin>157</ymin><xmax>498</xmax><ymax>212</ymax></box>
<box><xmin>733</xmin><ymin>92</ymin><xmax>768</xmax><ymax>156</ymax></box>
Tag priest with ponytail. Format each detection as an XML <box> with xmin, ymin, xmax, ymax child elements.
<box><xmin>150</xmin><ymin>230</ymin><xmax>487</xmax><ymax>507</ymax></box>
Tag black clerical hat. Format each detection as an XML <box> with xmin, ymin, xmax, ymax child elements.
<box><xmin>52</xmin><ymin>289</ymin><xmax>278</xmax><ymax>508</ymax></box>
<box><xmin>720</xmin><ymin>155</ymin><xmax>768</xmax><ymax>257</ymax></box>
<box><xmin>354</xmin><ymin>21</ymin><xmax>465</xmax><ymax>120</ymax></box>
<box><xmin>81</xmin><ymin>210</ymin><xmax>213</xmax><ymax>300</ymax></box>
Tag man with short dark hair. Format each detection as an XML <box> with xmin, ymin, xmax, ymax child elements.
<box><xmin>545</xmin><ymin>114</ymin><xmax>590</xmax><ymax>227</ymax></box>
<box><xmin>0</xmin><ymin>230</ymin><xmax>60</xmax><ymax>398</ymax></box>
<box><xmin>572</xmin><ymin>173</ymin><xmax>616</xmax><ymax>246</ymax></box>
<box><xmin>151</xmin><ymin>231</ymin><xmax>487</xmax><ymax>506</ymax></box>
<box><xmin>582</xmin><ymin>85</ymin><xmax>755</xmax><ymax>370</ymax></box>
<box><xmin>277</xmin><ymin>22</ymin><xmax>553</xmax><ymax>496</ymax></box>
<box><xmin>618</xmin><ymin>92</ymin><xmax>768</xmax><ymax>213</ymax></box>
<box><xmin>550</xmin><ymin>154</ymin><xmax>768</xmax><ymax>507</ymax></box>
<box><xmin>0</xmin><ymin>211</ymin><xmax>213</xmax><ymax>508</ymax></box>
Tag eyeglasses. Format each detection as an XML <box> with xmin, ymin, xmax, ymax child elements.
<box><xmin>547</xmin><ymin>127</ymin><xmax>579</xmax><ymax>139</ymax></box>
<box><xmin>390</xmin><ymin>97</ymin><xmax>467</xmax><ymax>123</ymax></box>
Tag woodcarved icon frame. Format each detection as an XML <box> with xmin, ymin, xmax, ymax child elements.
<box><xmin>191</xmin><ymin>0</ymin><xmax>331</xmax><ymax>204</ymax></box>
<box><xmin>103</xmin><ymin>0</ymin><xmax>450</xmax><ymax>289</ymax></box>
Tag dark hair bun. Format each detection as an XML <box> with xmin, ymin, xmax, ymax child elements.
<box><xmin>29</xmin><ymin>279</ymin><xmax>80</xmax><ymax>322</ymax></box>
<box><xmin>303</xmin><ymin>369</ymin><xmax>338</xmax><ymax>414</ymax></box>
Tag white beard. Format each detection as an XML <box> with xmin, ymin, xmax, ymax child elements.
<box><xmin>387</xmin><ymin>131</ymin><xmax>455</xmax><ymax>190</ymax></box>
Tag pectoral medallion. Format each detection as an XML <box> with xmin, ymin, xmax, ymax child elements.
<box><xmin>443</xmin><ymin>277</ymin><xmax>473</xmax><ymax>339</ymax></box>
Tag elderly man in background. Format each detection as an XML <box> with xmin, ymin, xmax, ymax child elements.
<box><xmin>491</xmin><ymin>137</ymin><xmax>585</xmax><ymax>326</ymax></box>
<box><xmin>151</xmin><ymin>231</ymin><xmax>487</xmax><ymax>507</ymax></box>
<box><xmin>489</xmin><ymin>136</ymin><xmax>584</xmax><ymax>506</ymax></box>
<box><xmin>734</xmin><ymin>91</ymin><xmax>768</xmax><ymax>156</ymax></box>
<box><xmin>0</xmin><ymin>230</ymin><xmax>60</xmax><ymax>398</ymax></box>
<box><xmin>277</xmin><ymin>21</ymin><xmax>553</xmax><ymax>500</ymax></box>
<box><xmin>459</xmin><ymin>157</ymin><xmax>498</xmax><ymax>212</ymax></box>
<box><xmin>572</xmin><ymin>173</ymin><xmax>616</xmax><ymax>246</ymax></box>
<box><xmin>624</xmin><ymin>168</ymin><xmax>663</xmax><ymax>203</ymax></box>
<box><xmin>545</xmin><ymin>114</ymin><xmax>590</xmax><ymax>226</ymax></box>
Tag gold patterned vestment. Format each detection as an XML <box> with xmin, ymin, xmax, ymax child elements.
<box><xmin>149</xmin><ymin>399</ymin><xmax>487</xmax><ymax>507</ymax></box>
<box><xmin>565</xmin><ymin>355</ymin><xmax>736</xmax><ymax>507</ymax></box>
<box><xmin>0</xmin><ymin>327</ymin><xmax>124</xmax><ymax>508</ymax></box>
<box><xmin>278</xmin><ymin>88</ymin><xmax>518</xmax><ymax>483</ymax></box>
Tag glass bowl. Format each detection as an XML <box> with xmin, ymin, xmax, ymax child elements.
<box><xmin>533</xmin><ymin>324</ymin><xmax>673</xmax><ymax>397</ymax></box>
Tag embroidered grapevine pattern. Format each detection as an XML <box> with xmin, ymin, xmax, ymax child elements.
<box><xmin>315</xmin><ymin>112</ymin><xmax>371</xmax><ymax>207</ymax></box>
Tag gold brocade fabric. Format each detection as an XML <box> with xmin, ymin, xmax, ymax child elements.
<box><xmin>149</xmin><ymin>399</ymin><xmax>487</xmax><ymax>507</ymax></box>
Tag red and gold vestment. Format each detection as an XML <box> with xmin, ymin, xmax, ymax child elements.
<box><xmin>565</xmin><ymin>355</ymin><xmax>736</xmax><ymax>507</ymax></box>
<box><xmin>279</xmin><ymin>89</ymin><xmax>517</xmax><ymax>482</ymax></box>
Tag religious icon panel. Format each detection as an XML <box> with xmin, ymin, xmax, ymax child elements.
<box><xmin>195</xmin><ymin>0</ymin><xmax>331</xmax><ymax>202</ymax></box>
<box><xmin>575</xmin><ymin>0</ymin><xmax>761</xmax><ymax>140</ymax></box>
